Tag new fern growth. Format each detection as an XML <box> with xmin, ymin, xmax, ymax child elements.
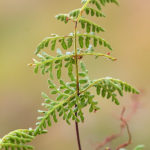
<box><xmin>0</xmin><ymin>0</ymin><xmax>140</xmax><ymax>150</ymax></box>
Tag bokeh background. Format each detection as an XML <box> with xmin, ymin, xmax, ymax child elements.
<box><xmin>0</xmin><ymin>0</ymin><xmax>150</xmax><ymax>149</ymax></box>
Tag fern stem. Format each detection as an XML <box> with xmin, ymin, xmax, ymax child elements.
<box><xmin>75</xmin><ymin>120</ymin><xmax>82</xmax><ymax>150</ymax></box>
<box><xmin>74</xmin><ymin>21</ymin><xmax>80</xmax><ymax>94</ymax></box>
<box><xmin>74</xmin><ymin>21</ymin><xmax>82</xmax><ymax>150</ymax></box>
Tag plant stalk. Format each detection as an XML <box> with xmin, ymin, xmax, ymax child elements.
<box><xmin>75</xmin><ymin>115</ymin><xmax>82</xmax><ymax>150</ymax></box>
<box><xmin>74</xmin><ymin>21</ymin><xmax>82</xmax><ymax>150</ymax></box>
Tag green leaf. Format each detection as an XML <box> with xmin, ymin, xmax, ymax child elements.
<box><xmin>79</xmin><ymin>79</ymin><xmax>88</xmax><ymax>84</ymax></box>
<box><xmin>48</xmin><ymin>80</ymin><xmax>55</xmax><ymax>88</ymax></box>
<box><xmin>79</xmin><ymin>72</ymin><xmax>86</xmax><ymax>77</ymax></box>
<box><xmin>86</xmin><ymin>22</ymin><xmax>91</xmax><ymax>33</ymax></box>
<box><xmin>68</xmin><ymin>83</ymin><xmax>76</xmax><ymax>87</ymax></box>
<box><xmin>52</xmin><ymin>111</ymin><xmax>58</xmax><ymax>123</ymax></box>
<box><xmin>51</xmin><ymin>40</ymin><xmax>56</xmax><ymax>51</ymax></box>
<box><xmin>85</xmin><ymin>37</ymin><xmax>90</xmax><ymax>48</ymax></box>
<box><xmin>92</xmin><ymin>25</ymin><xmax>96</xmax><ymax>32</ymax></box>
<box><xmin>69</xmin><ymin>9</ymin><xmax>80</xmax><ymax>18</ymax></box>
<box><xmin>89</xmin><ymin>105</ymin><xmax>93</xmax><ymax>112</ymax></box>
<box><xmin>99</xmin><ymin>39</ymin><xmax>103</xmax><ymax>45</ymax></box>
<box><xmin>80</xmin><ymin>20</ymin><xmax>85</xmax><ymax>29</ymax></box>
<box><xmin>47</xmin><ymin>116</ymin><xmax>52</xmax><ymax>126</ymax></box>
<box><xmin>85</xmin><ymin>7</ymin><xmax>90</xmax><ymax>15</ymax></box>
<box><xmin>102</xmin><ymin>88</ymin><xmax>106</xmax><ymax>97</ymax></box>
<box><xmin>90</xmin><ymin>0</ymin><xmax>101</xmax><ymax>10</ymax></box>
<box><xmin>51</xmin><ymin>90</ymin><xmax>58</xmax><ymax>94</ymax></box>
<box><xmin>79</xmin><ymin>36</ymin><xmax>84</xmax><ymax>48</ymax></box>
<box><xmin>91</xmin><ymin>8</ymin><xmax>95</xmax><ymax>16</ymax></box>
<box><xmin>34</xmin><ymin>65</ymin><xmax>39</xmax><ymax>74</ymax></box>
<box><xmin>67</xmin><ymin>38</ymin><xmax>73</xmax><ymax>48</ymax></box>
<box><xmin>57</xmin><ymin>95</ymin><xmax>64</xmax><ymax>101</ymax></box>
<box><xmin>57</xmin><ymin>69</ymin><xmax>61</xmax><ymax>79</ymax></box>
<box><xmin>99</xmin><ymin>0</ymin><xmax>119</xmax><ymax>6</ymax></box>
<box><xmin>55</xmin><ymin>14</ymin><xmax>69</xmax><ymax>24</ymax></box>
<box><xmin>76</xmin><ymin>33</ymin><xmax>112</xmax><ymax>50</ymax></box>
<box><xmin>99</xmin><ymin>0</ymin><xmax>105</xmax><ymax>5</ymax></box>
<box><xmin>93</xmin><ymin>38</ymin><xmax>98</xmax><ymax>47</ymax></box>
<box><xmin>84</xmin><ymin>7</ymin><xmax>105</xmax><ymax>18</ymax></box>
<box><xmin>61</xmin><ymin>39</ymin><xmax>67</xmax><ymax>50</ymax></box>
<box><xmin>96</xmin><ymin>86</ymin><xmax>101</xmax><ymax>95</ymax></box>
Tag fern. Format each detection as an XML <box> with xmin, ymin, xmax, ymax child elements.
<box><xmin>0</xmin><ymin>0</ymin><xmax>140</xmax><ymax>150</ymax></box>
<box><xmin>0</xmin><ymin>129</ymin><xmax>34</xmax><ymax>150</ymax></box>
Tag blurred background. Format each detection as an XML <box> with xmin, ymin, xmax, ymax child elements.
<box><xmin>0</xmin><ymin>0</ymin><xmax>150</xmax><ymax>149</ymax></box>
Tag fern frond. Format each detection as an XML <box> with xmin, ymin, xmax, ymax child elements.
<box><xmin>79</xmin><ymin>17</ymin><xmax>105</xmax><ymax>33</ymax></box>
<box><xmin>35</xmin><ymin>31</ymin><xmax>112</xmax><ymax>56</ymax></box>
<box><xmin>31</xmin><ymin>51</ymin><xmax>115</xmax><ymax>81</ymax></box>
<box><xmin>89</xmin><ymin>0</ymin><xmax>102</xmax><ymax>10</ymax></box>
<box><xmin>69</xmin><ymin>9</ymin><xmax>81</xmax><ymax>18</ymax></box>
<box><xmin>98</xmin><ymin>0</ymin><xmax>119</xmax><ymax>6</ymax></box>
<box><xmin>0</xmin><ymin>129</ymin><xmax>34</xmax><ymax>150</ymax></box>
<box><xmin>84</xmin><ymin>7</ymin><xmax>105</xmax><ymax>17</ymax></box>
<box><xmin>34</xmin><ymin>91</ymin><xmax>78</xmax><ymax>135</ymax></box>
<box><xmin>80</xmin><ymin>77</ymin><xmax>139</xmax><ymax>105</ymax></box>
<box><xmin>83</xmin><ymin>0</ymin><xmax>119</xmax><ymax>10</ymax></box>
<box><xmin>77</xmin><ymin>33</ymin><xmax>112</xmax><ymax>50</ymax></box>
<box><xmin>32</xmin><ymin>51</ymin><xmax>76</xmax><ymax>80</ymax></box>
<box><xmin>34</xmin><ymin>52</ymin><xmax>115</xmax><ymax>66</ymax></box>
<box><xmin>55</xmin><ymin>14</ymin><xmax>76</xmax><ymax>24</ymax></box>
<box><xmin>35</xmin><ymin>33</ymin><xmax>74</xmax><ymax>55</ymax></box>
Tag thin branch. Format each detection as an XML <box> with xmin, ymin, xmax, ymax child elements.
<box><xmin>74</xmin><ymin>20</ymin><xmax>82</xmax><ymax>150</ymax></box>
<box><xmin>116</xmin><ymin>107</ymin><xmax>132</xmax><ymax>150</ymax></box>
<box><xmin>95</xmin><ymin>106</ymin><xmax>134</xmax><ymax>150</ymax></box>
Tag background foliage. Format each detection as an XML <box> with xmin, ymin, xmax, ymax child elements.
<box><xmin>0</xmin><ymin>0</ymin><xmax>150</xmax><ymax>149</ymax></box>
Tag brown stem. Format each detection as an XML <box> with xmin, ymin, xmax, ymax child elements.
<box><xmin>75</xmin><ymin>110</ymin><xmax>82</xmax><ymax>150</ymax></box>
<box><xmin>74</xmin><ymin>21</ymin><xmax>82</xmax><ymax>150</ymax></box>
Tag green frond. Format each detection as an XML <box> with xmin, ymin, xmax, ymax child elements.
<box><xmin>98</xmin><ymin>0</ymin><xmax>119</xmax><ymax>6</ymax></box>
<box><xmin>80</xmin><ymin>77</ymin><xmax>139</xmax><ymax>105</ymax></box>
<box><xmin>69</xmin><ymin>9</ymin><xmax>81</xmax><ymax>18</ymax></box>
<box><xmin>0</xmin><ymin>129</ymin><xmax>34</xmax><ymax>150</ymax></box>
<box><xmin>82</xmin><ymin>0</ymin><xmax>119</xmax><ymax>9</ymax></box>
<box><xmin>77</xmin><ymin>33</ymin><xmax>112</xmax><ymax>50</ymax></box>
<box><xmin>34</xmin><ymin>91</ymin><xmax>78</xmax><ymax>135</ymax></box>
<box><xmin>33</xmin><ymin>51</ymin><xmax>76</xmax><ymax>80</ymax></box>
<box><xmin>55</xmin><ymin>14</ymin><xmax>77</xmax><ymax>23</ymax></box>
<box><xmin>89</xmin><ymin>0</ymin><xmax>102</xmax><ymax>10</ymax></box>
<box><xmin>32</xmin><ymin>49</ymin><xmax>115</xmax><ymax>80</ymax></box>
<box><xmin>79</xmin><ymin>17</ymin><xmax>105</xmax><ymax>33</ymax></box>
<box><xmin>84</xmin><ymin>7</ymin><xmax>105</xmax><ymax>17</ymax></box>
<box><xmin>55</xmin><ymin>14</ymin><xmax>69</xmax><ymax>23</ymax></box>
<box><xmin>35</xmin><ymin>34</ymin><xmax>74</xmax><ymax>55</ymax></box>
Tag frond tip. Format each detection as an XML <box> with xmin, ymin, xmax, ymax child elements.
<box><xmin>0</xmin><ymin>129</ymin><xmax>34</xmax><ymax>150</ymax></box>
